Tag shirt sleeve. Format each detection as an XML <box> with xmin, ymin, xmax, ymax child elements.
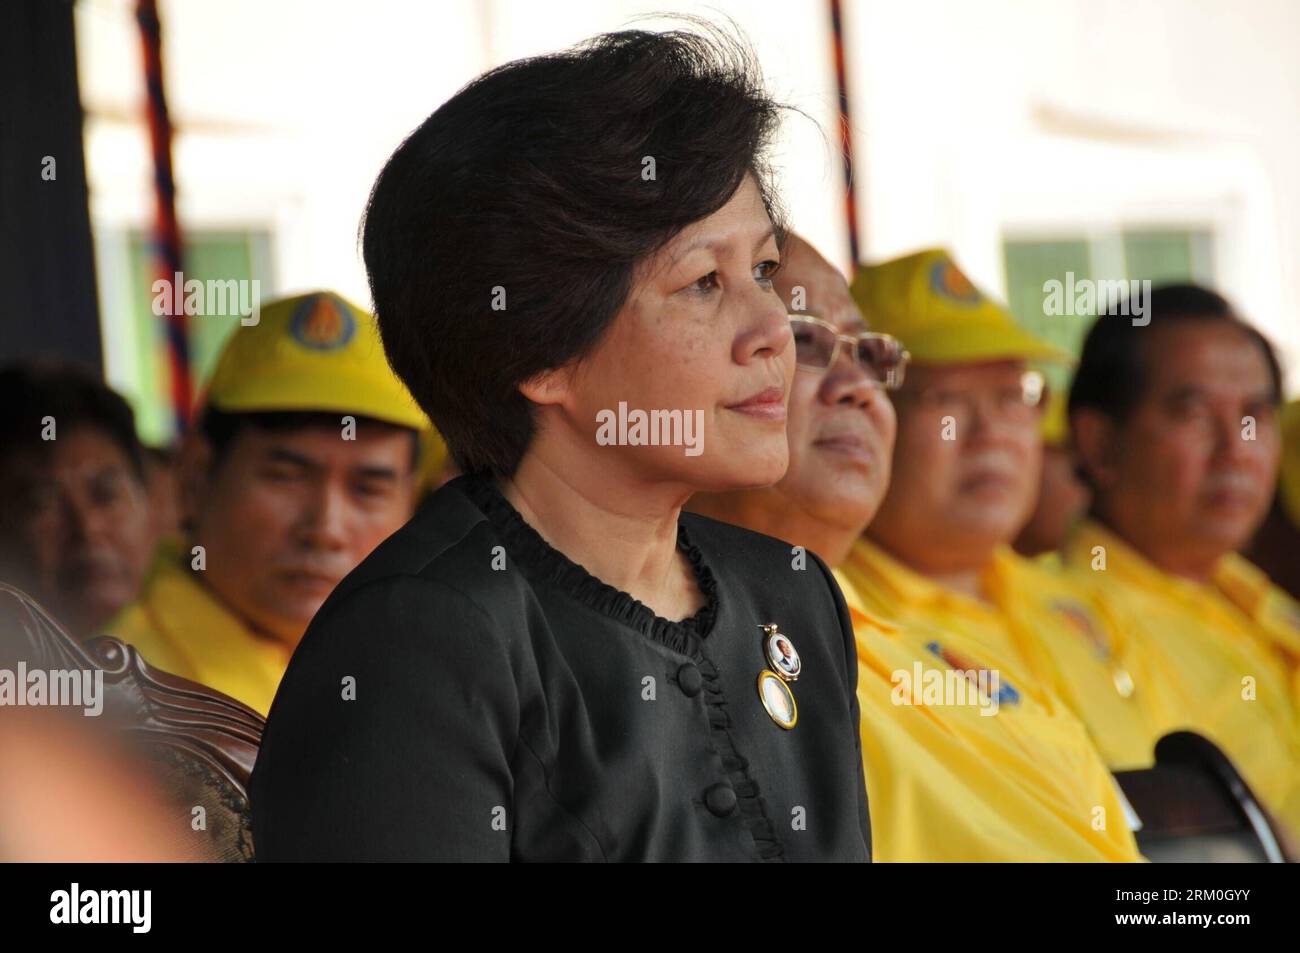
<box><xmin>250</xmin><ymin>574</ymin><xmax>521</xmax><ymax>861</ymax></box>
<box><xmin>809</xmin><ymin>549</ymin><xmax>872</xmax><ymax>860</ymax></box>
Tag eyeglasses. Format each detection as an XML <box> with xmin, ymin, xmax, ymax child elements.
<box><xmin>788</xmin><ymin>314</ymin><xmax>910</xmax><ymax>390</ymax></box>
<box><xmin>899</xmin><ymin>370</ymin><xmax>1047</xmax><ymax>426</ymax></box>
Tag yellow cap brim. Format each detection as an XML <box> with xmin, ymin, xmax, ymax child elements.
<box><xmin>206</xmin><ymin>368</ymin><xmax>428</xmax><ymax>431</ymax></box>
<box><xmin>898</xmin><ymin>322</ymin><xmax>1075</xmax><ymax>367</ymax></box>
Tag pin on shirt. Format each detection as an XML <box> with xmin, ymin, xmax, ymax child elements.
<box><xmin>756</xmin><ymin>623</ymin><xmax>800</xmax><ymax>729</ymax></box>
<box><xmin>1051</xmin><ymin>599</ymin><xmax>1136</xmax><ymax>699</ymax></box>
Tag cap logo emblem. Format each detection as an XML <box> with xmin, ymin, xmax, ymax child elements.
<box><xmin>929</xmin><ymin>259</ymin><xmax>982</xmax><ymax>305</ymax></box>
<box><xmin>290</xmin><ymin>296</ymin><xmax>356</xmax><ymax>351</ymax></box>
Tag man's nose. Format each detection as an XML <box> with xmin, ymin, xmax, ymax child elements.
<box><xmin>63</xmin><ymin>494</ymin><xmax>113</xmax><ymax>543</ymax></box>
<box><xmin>821</xmin><ymin>352</ymin><xmax>880</xmax><ymax>410</ymax></box>
<box><xmin>1215</xmin><ymin>410</ymin><xmax>1267</xmax><ymax>464</ymax></box>
<box><xmin>296</xmin><ymin>484</ymin><xmax>351</xmax><ymax>550</ymax></box>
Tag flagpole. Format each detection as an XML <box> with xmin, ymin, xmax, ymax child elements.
<box><xmin>136</xmin><ymin>0</ymin><xmax>191</xmax><ymax>434</ymax></box>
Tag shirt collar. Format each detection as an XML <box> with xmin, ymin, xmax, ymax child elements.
<box><xmin>1213</xmin><ymin>552</ymin><xmax>1274</xmax><ymax>619</ymax></box>
<box><xmin>142</xmin><ymin>538</ymin><xmax>291</xmax><ymax>676</ymax></box>
<box><xmin>1067</xmin><ymin>519</ymin><xmax>1292</xmax><ymax>623</ymax></box>
<box><xmin>1065</xmin><ymin>520</ymin><xmax>1186</xmax><ymax>593</ymax></box>
<box><xmin>1214</xmin><ymin>552</ymin><xmax>1300</xmax><ymax>659</ymax></box>
<box><xmin>842</xmin><ymin>537</ymin><xmax>1006</xmax><ymax>620</ymax></box>
<box><xmin>831</xmin><ymin>555</ymin><xmax>899</xmax><ymax>636</ymax></box>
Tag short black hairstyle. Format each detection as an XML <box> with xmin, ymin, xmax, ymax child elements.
<box><xmin>0</xmin><ymin>359</ymin><xmax>146</xmax><ymax>483</ymax></box>
<box><xmin>1068</xmin><ymin>282</ymin><xmax>1283</xmax><ymax>426</ymax></box>
<box><xmin>361</xmin><ymin>24</ymin><xmax>787</xmax><ymax>476</ymax></box>
<box><xmin>197</xmin><ymin>408</ymin><xmax>421</xmax><ymax>473</ymax></box>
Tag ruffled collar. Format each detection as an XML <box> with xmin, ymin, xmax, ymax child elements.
<box><xmin>457</xmin><ymin>473</ymin><xmax>720</xmax><ymax>655</ymax></box>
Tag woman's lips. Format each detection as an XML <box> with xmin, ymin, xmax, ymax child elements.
<box><xmin>726</xmin><ymin>386</ymin><xmax>787</xmax><ymax>421</ymax></box>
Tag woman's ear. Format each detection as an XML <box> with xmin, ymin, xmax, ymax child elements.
<box><xmin>1070</xmin><ymin>408</ymin><xmax>1120</xmax><ymax>492</ymax></box>
<box><xmin>518</xmin><ymin>363</ymin><xmax>576</xmax><ymax>407</ymax></box>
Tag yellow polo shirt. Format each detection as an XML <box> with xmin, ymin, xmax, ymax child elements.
<box><xmin>846</xmin><ymin>540</ymin><xmax>1166</xmax><ymax>768</ymax></box>
<box><xmin>104</xmin><ymin>539</ymin><xmax>290</xmax><ymax>716</ymax></box>
<box><xmin>1214</xmin><ymin>553</ymin><xmax>1300</xmax><ymax>700</ymax></box>
<box><xmin>983</xmin><ymin>547</ymin><xmax>1175</xmax><ymax>770</ymax></box>
<box><xmin>1057</xmin><ymin>521</ymin><xmax>1300</xmax><ymax>839</ymax></box>
<box><xmin>836</xmin><ymin>540</ymin><xmax>1143</xmax><ymax>862</ymax></box>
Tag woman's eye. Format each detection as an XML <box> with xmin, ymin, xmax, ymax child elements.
<box><xmin>692</xmin><ymin>271</ymin><xmax>720</xmax><ymax>295</ymax></box>
<box><xmin>753</xmin><ymin>259</ymin><xmax>781</xmax><ymax>288</ymax></box>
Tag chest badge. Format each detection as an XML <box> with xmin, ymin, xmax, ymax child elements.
<box><xmin>757</xmin><ymin>623</ymin><xmax>799</xmax><ymax>730</ymax></box>
<box><xmin>760</xmin><ymin>622</ymin><xmax>801</xmax><ymax>681</ymax></box>
<box><xmin>1051</xmin><ymin>599</ymin><xmax>1136</xmax><ymax>699</ymax></box>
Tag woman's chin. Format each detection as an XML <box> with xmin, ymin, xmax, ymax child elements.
<box><xmin>683</xmin><ymin>444</ymin><xmax>789</xmax><ymax>493</ymax></box>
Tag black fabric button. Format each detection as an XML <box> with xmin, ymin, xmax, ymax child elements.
<box><xmin>705</xmin><ymin>782</ymin><xmax>737</xmax><ymax>817</ymax></box>
<box><xmin>677</xmin><ymin>663</ymin><xmax>703</xmax><ymax>697</ymax></box>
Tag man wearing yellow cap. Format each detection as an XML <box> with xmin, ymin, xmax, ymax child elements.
<box><xmin>691</xmin><ymin>237</ymin><xmax>1142</xmax><ymax>860</ymax></box>
<box><xmin>1061</xmin><ymin>284</ymin><xmax>1300</xmax><ymax>838</ymax></box>
<box><xmin>843</xmin><ymin>250</ymin><xmax>1171</xmax><ymax>774</ymax></box>
<box><xmin>106</xmin><ymin>292</ymin><xmax>431</xmax><ymax>715</ymax></box>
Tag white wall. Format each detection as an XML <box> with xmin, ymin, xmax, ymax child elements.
<box><xmin>77</xmin><ymin>0</ymin><xmax>1300</xmax><ymax>395</ymax></box>
<box><xmin>845</xmin><ymin>0</ymin><xmax>1300</xmax><ymax>386</ymax></box>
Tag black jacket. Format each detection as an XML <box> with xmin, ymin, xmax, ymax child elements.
<box><xmin>250</xmin><ymin>473</ymin><xmax>870</xmax><ymax>861</ymax></box>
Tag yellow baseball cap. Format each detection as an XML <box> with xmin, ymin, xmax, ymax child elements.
<box><xmin>850</xmin><ymin>249</ymin><xmax>1073</xmax><ymax>365</ymax></box>
<box><xmin>199</xmin><ymin>291</ymin><xmax>430</xmax><ymax>432</ymax></box>
<box><xmin>1280</xmin><ymin>399</ymin><xmax>1300</xmax><ymax>529</ymax></box>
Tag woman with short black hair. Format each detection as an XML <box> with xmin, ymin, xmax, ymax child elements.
<box><xmin>251</xmin><ymin>25</ymin><xmax>871</xmax><ymax>862</ymax></box>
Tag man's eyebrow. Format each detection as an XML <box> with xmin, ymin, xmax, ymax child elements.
<box><xmin>89</xmin><ymin>463</ymin><xmax>124</xmax><ymax>483</ymax></box>
<box><xmin>1161</xmin><ymin>382</ymin><xmax>1206</xmax><ymax>398</ymax></box>
<box><xmin>264</xmin><ymin>447</ymin><xmax>320</xmax><ymax>470</ymax></box>
<box><xmin>353</xmin><ymin>464</ymin><xmax>400</xmax><ymax>481</ymax></box>
<box><xmin>1162</xmin><ymin>382</ymin><xmax>1275</xmax><ymax>404</ymax></box>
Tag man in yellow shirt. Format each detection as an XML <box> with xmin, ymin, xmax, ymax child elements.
<box><xmin>690</xmin><ymin>237</ymin><xmax>1141</xmax><ymax>860</ymax></box>
<box><xmin>107</xmin><ymin>292</ymin><xmax>430</xmax><ymax>715</ymax></box>
<box><xmin>0</xmin><ymin>363</ymin><xmax>156</xmax><ymax>638</ymax></box>
<box><xmin>1061</xmin><ymin>283</ymin><xmax>1300</xmax><ymax>837</ymax></box>
<box><xmin>846</xmin><ymin>250</ymin><xmax>1171</xmax><ymax>773</ymax></box>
